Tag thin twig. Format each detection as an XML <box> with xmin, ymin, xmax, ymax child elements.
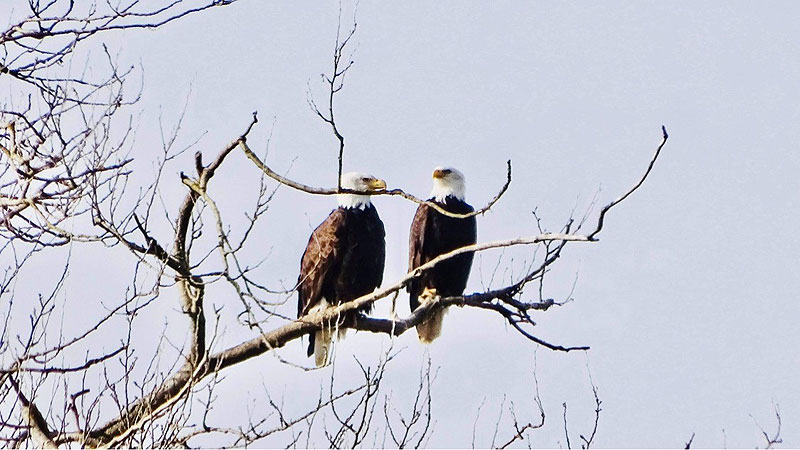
<box><xmin>240</xmin><ymin>139</ymin><xmax>512</xmax><ymax>219</ymax></box>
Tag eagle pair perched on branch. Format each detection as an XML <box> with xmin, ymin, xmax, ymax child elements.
<box><xmin>297</xmin><ymin>168</ymin><xmax>477</xmax><ymax>367</ymax></box>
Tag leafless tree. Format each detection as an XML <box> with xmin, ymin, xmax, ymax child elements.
<box><xmin>0</xmin><ymin>2</ymin><xmax>676</xmax><ymax>448</ymax></box>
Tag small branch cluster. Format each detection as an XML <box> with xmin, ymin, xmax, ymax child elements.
<box><xmin>753</xmin><ymin>403</ymin><xmax>783</xmax><ymax>450</ymax></box>
<box><xmin>1</xmin><ymin>0</ymin><xmax>235</xmax><ymax>97</ymax></box>
<box><xmin>470</xmin><ymin>357</ymin><xmax>546</xmax><ymax>449</ymax></box>
<box><xmin>306</xmin><ymin>5</ymin><xmax>357</xmax><ymax>190</ymax></box>
<box><xmin>561</xmin><ymin>362</ymin><xmax>602</xmax><ymax>449</ymax></box>
<box><xmin>0</xmin><ymin>0</ymin><xmax>246</xmax><ymax>248</ymax></box>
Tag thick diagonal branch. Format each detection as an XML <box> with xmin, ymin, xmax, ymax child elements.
<box><xmin>87</xmin><ymin>230</ymin><xmax>587</xmax><ymax>444</ymax></box>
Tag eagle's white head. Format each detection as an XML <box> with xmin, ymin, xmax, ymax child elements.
<box><xmin>337</xmin><ymin>172</ymin><xmax>387</xmax><ymax>209</ymax></box>
<box><xmin>430</xmin><ymin>166</ymin><xmax>466</xmax><ymax>202</ymax></box>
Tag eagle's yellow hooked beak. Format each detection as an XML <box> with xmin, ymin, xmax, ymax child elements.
<box><xmin>433</xmin><ymin>168</ymin><xmax>451</xmax><ymax>179</ymax></box>
<box><xmin>367</xmin><ymin>178</ymin><xmax>387</xmax><ymax>191</ymax></box>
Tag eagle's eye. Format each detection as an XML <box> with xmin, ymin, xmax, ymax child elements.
<box><xmin>442</xmin><ymin>169</ymin><xmax>452</xmax><ymax>175</ymax></box>
<box><xmin>361</xmin><ymin>177</ymin><xmax>370</xmax><ymax>182</ymax></box>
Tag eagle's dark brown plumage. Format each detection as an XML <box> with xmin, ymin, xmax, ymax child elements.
<box><xmin>408</xmin><ymin>167</ymin><xmax>477</xmax><ymax>343</ymax></box>
<box><xmin>297</xmin><ymin>172</ymin><xmax>386</xmax><ymax>366</ymax></box>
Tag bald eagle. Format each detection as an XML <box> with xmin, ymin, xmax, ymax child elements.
<box><xmin>298</xmin><ymin>172</ymin><xmax>387</xmax><ymax>366</ymax></box>
<box><xmin>408</xmin><ymin>167</ymin><xmax>477</xmax><ymax>343</ymax></box>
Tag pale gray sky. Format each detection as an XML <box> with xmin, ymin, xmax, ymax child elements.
<box><xmin>7</xmin><ymin>1</ymin><xmax>800</xmax><ymax>447</ymax></box>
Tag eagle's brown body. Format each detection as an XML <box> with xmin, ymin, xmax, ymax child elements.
<box><xmin>298</xmin><ymin>204</ymin><xmax>385</xmax><ymax>364</ymax></box>
<box><xmin>408</xmin><ymin>195</ymin><xmax>477</xmax><ymax>343</ymax></box>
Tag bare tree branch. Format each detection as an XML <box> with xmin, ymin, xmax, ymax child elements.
<box><xmin>684</xmin><ymin>432</ymin><xmax>695</xmax><ymax>449</ymax></box>
<box><xmin>588</xmin><ymin>125</ymin><xmax>669</xmax><ymax>240</ymax></box>
<box><xmin>239</xmin><ymin>138</ymin><xmax>512</xmax><ymax>219</ymax></box>
<box><xmin>751</xmin><ymin>403</ymin><xmax>782</xmax><ymax>450</ymax></box>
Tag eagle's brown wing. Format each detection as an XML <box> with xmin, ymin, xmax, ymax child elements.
<box><xmin>407</xmin><ymin>203</ymin><xmax>432</xmax><ymax>311</ymax></box>
<box><xmin>298</xmin><ymin>208</ymin><xmax>347</xmax><ymax>317</ymax></box>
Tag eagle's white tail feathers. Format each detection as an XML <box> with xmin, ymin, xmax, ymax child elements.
<box><xmin>417</xmin><ymin>307</ymin><xmax>447</xmax><ymax>344</ymax></box>
<box><xmin>416</xmin><ymin>288</ymin><xmax>447</xmax><ymax>344</ymax></box>
<box><xmin>309</xmin><ymin>298</ymin><xmax>352</xmax><ymax>367</ymax></box>
<box><xmin>314</xmin><ymin>328</ymin><xmax>333</xmax><ymax>367</ymax></box>
<box><xmin>309</xmin><ymin>298</ymin><xmax>334</xmax><ymax>367</ymax></box>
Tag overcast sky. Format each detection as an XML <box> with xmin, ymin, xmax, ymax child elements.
<box><xmin>7</xmin><ymin>1</ymin><xmax>800</xmax><ymax>447</ymax></box>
